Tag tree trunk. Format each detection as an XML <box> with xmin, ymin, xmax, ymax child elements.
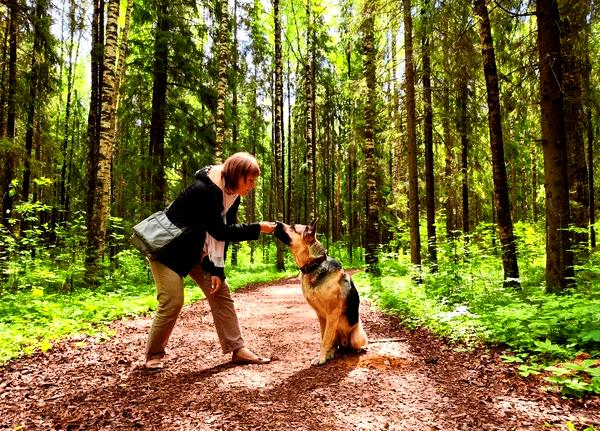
<box><xmin>108</xmin><ymin>0</ymin><xmax>131</xmax><ymax>248</ymax></box>
<box><xmin>286</xmin><ymin>56</ymin><xmax>292</xmax><ymax>223</ymax></box>
<box><xmin>459</xmin><ymin>81</ymin><xmax>469</xmax><ymax>235</ymax></box>
<box><xmin>441</xmin><ymin>25</ymin><xmax>457</xmax><ymax>239</ymax></box>
<box><xmin>86</xmin><ymin>0</ymin><xmax>120</xmax><ymax>284</ymax></box>
<box><xmin>59</xmin><ymin>0</ymin><xmax>78</xmax><ymax>222</ymax></box>
<box><xmin>588</xmin><ymin>109</ymin><xmax>595</xmax><ymax>249</ymax></box>
<box><xmin>362</xmin><ymin>1</ymin><xmax>379</xmax><ymax>274</ymax></box>
<box><xmin>305</xmin><ymin>0</ymin><xmax>315</xmax><ymax>220</ymax></box>
<box><xmin>22</xmin><ymin>0</ymin><xmax>48</xmax><ymax>207</ymax></box>
<box><xmin>473</xmin><ymin>0</ymin><xmax>520</xmax><ymax>288</ymax></box>
<box><xmin>403</xmin><ymin>0</ymin><xmax>421</xmax><ymax>274</ymax></box>
<box><xmin>532</xmin><ymin>143</ymin><xmax>538</xmax><ymax>221</ymax></box>
<box><xmin>232</xmin><ymin>0</ymin><xmax>239</xmax><ymax>155</ymax></box>
<box><xmin>536</xmin><ymin>0</ymin><xmax>575</xmax><ymax>292</ymax></box>
<box><xmin>110</xmin><ymin>0</ymin><xmax>132</xmax><ymax>138</ymax></box>
<box><xmin>422</xmin><ymin>5</ymin><xmax>436</xmax><ymax>270</ymax></box>
<box><xmin>0</xmin><ymin>18</ymin><xmax>8</xmax><ymax>138</ymax></box>
<box><xmin>2</xmin><ymin>0</ymin><xmax>17</xmax><ymax>228</ymax></box>
<box><xmin>561</xmin><ymin>0</ymin><xmax>590</xmax><ymax>252</ymax></box>
<box><xmin>274</xmin><ymin>0</ymin><xmax>285</xmax><ymax>270</ymax></box>
<box><xmin>149</xmin><ymin>0</ymin><xmax>169</xmax><ymax>210</ymax></box>
<box><xmin>85</xmin><ymin>0</ymin><xmax>104</xmax><ymax>240</ymax></box>
<box><xmin>230</xmin><ymin>0</ymin><xmax>240</xmax><ymax>266</ymax></box>
<box><xmin>215</xmin><ymin>0</ymin><xmax>228</xmax><ymax>163</ymax></box>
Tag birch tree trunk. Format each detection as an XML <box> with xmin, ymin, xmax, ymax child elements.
<box><xmin>305</xmin><ymin>0</ymin><xmax>315</xmax><ymax>220</ymax></box>
<box><xmin>274</xmin><ymin>0</ymin><xmax>285</xmax><ymax>270</ymax></box>
<box><xmin>215</xmin><ymin>0</ymin><xmax>228</xmax><ymax>163</ymax></box>
<box><xmin>536</xmin><ymin>0</ymin><xmax>575</xmax><ymax>292</ymax></box>
<box><xmin>473</xmin><ymin>0</ymin><xmax>520</xmax><ymax>288</ymax></box>
<box><xmin>86</xmin><ymin>0</ymin><xmax>120</xmax><ymax>283</ymax></box>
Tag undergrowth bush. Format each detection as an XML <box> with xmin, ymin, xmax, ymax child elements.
<box><xmin>0</xmin><ymin>234</ymin><xmax>296</xmax><ymax>365</ymax></box>
<box><xmin>359</xmin><ymin>221</ymin><xmax>600</xmax><ymax>397</ymax></box>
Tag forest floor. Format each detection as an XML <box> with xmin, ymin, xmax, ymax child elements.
<box><xmin>1</xmin><ymin>276</ymin><xmax>599</xmax><ymax>431</ymax></box>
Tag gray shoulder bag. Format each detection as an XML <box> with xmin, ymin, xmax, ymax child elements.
<box><xmin>130</xmin><ymin>208</ymin><xmax>183</xmax><ymax>259</ymax></box>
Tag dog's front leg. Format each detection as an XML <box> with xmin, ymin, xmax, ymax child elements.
<box><xmin>312</xmin><ymin>314</ymin><xmax>339</xmax><ymax>366</ymax></box>
<box><xmin>318</xmin><ymin>315</ymin><xmax>326</xmax><ymax>339</ymax></box>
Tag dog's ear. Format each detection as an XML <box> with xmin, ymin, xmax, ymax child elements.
<box><xmin>305</xmin><ymin>218</ymin><xmax>319</xmax><ymax>238</ymax></box>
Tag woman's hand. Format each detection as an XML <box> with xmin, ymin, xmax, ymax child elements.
<box><xmin>260</xmin><ymin>221</ymin><xmax>277</xmax><ymax>234</ymax></box>
<box><xmin>210</xmin><ymin>276</ymin><xmax>222</xmax><ymax>294</ymax></box>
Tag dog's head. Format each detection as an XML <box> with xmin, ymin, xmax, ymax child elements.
<box><xmin>273</xmin><ymin>219</ymin><xmax>325</xmax><ymax>268</ymax></box>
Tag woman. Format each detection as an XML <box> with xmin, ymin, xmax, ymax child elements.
<box><xmin>144</xmin><ymin>152</ymin><xmax>276</xmax><ymax>370</ymax></box>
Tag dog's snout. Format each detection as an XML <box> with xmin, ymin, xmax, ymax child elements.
<box><xmin>273</xmin><ymin>221</ymin><xmax>291</xmax><ymax>245</ymax></box>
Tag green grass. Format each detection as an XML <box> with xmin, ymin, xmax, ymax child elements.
<box><xmin>0</xmin><ymin>244</ymin><xmax>297</xmax><ymax>366</ymax></box>
<box><xmin>353</xmin><ymin>222</ymin><xmax>600</xmax><ymax>398</ymax></box>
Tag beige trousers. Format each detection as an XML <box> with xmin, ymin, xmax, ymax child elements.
<box><xmin>145</xmin><ymin>260</ymin><xmax>245</xmax><ymax>360</ymax></box>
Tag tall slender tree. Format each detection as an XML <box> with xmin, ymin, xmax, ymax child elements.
<box><xmin>473</xmin><ymin>0</ymin><xmax>520</xmax><ymax>288</ymax></box>
<box><xmin>85</xmin><ymin>0</ymin><xmax>104</xmax><ymax>239</ymax></box>
<box><xmin>362</xmin><ymin>0</ymin><xmax>379</xmax><ymax>274</ymax></box>
<box><xmin>536</xmin><ymin>0</ymin><xmax>575</xmax><ymax>292</ymax></box>
<box><xmin>561</xmin><ymin>0</ymin><xmax>590</xmax><ymax>251</ymax></box>
<box><xmin>0</xmin><ymin>15</ymin><xmax>8</xmax><ymax>139</ymax></box>
<box><xmin>422</xmin><ymin>1</ymin><xmax>436</xmax><ymax>270</ymax></box>
<box><xmin>215</xmin><ymin>0</ymin><xmax>228</xmax><ymax>163</ymax></box>
<box><xmin>22</xmin><ymin>0</ymin><xmax>50</xmax><ymax>206</ymax></box>
<box><xmin>403</xmin><ymin>0</ymin><xmax>421</xmax><ymax>274</ymax></box>
<box><xmin>273</xmin><ymin>0</ymin><xmax>285</xmax><ymax>270</ymax></box>
<box><xmin>2</xmin><ymin>0</ymin><xmax>18</xmax><ymax>228</ymax></box>
<box><xmin>458</xmin><ymin>81</ymin><xmax>469</xmax><ymax>235</ymax></box>
<box><xmin>440</xmin><ymin>14</ymin><xmax>457</xmax><ymax>239</ymax></box>
<box><xmin>305</xmin><ymin>0</ymin><xmax>315</xmax><ymax>220</ymax></box>
<box><xmin>86</xmin><ymin>0</ymin><xmax>121</xmax><ymax>282</ymax></box>
<box><xmin>59</xmin><ymin>0</ymin><xmax>80</xmax><ymax>221</ymax></box>
<box><xmin>148</xmin><ymin>0</ymin><xmax>169</xmax><ymax>209</ymax></box>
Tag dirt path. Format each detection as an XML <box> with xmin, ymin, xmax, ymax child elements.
<box><xmin>1</xmin><ymin>277</ymin><xmax>599</xmax><ymax>430</ymax></box>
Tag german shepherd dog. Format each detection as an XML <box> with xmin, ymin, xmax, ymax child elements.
<box><xmin>273</xmin><ymin>219</ymin><xmax>368</xmax><ymax>365</ymax></box>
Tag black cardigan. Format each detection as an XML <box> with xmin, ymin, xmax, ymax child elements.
<box><xmin>157</xmin><ymin>166</ymin><xmax>261</xmax><ymax>278</ymax></box>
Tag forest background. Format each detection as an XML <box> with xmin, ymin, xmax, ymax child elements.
<box><xmin>0</xmin><ymin>0</ymin><xmax>599</xmax><ymax>397</ymax></box>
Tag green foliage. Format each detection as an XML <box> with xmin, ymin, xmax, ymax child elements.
<box><xmin>362</xmin><ymin>221</ymin><xmax>600</xmax><ymax>397</ymax></box>
<box><xmin>544</xmin><ymin>359</ymin><xmax>600</xmax><ymax>397</ymax></box>
<box><xmin>0</xmin><ymin>252</ymin><xmax>157</xmax><ymax>365</ymax></box>
<box><xmin>0</xmin><ymin>234</ymin><xmax>294</xmax><ymax>366</ymax></box>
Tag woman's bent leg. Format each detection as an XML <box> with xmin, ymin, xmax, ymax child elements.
<box><xmin>146</xmin><ymin>260</ymin><xmax>185</xmax><ymax>360</ymax></box>
<box><xmin>189</xmin><ymin>265</ymin><xmax>244</xmax><ymax>354</ymax></box>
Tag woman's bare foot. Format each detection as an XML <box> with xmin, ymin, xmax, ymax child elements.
<box><xmin>231</xmin><ymin>347</ymin><xmax>271</xmax><ymax>365</ymax></box>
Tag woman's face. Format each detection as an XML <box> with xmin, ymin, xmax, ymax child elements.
<box><xmin>235</xmin><ymin>174</ymin><xmax>258</xmax><ymax>196</ymax></box>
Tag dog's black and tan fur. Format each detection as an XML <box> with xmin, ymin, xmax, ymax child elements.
<box><xmin>274</xmin><ymin>219</ymin><xmax>368</xmax><ymax>365</ymax></box>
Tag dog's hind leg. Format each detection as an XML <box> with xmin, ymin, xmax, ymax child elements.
<box><xmin>350</xmin><ymin>320</ymin><xmax>368</xmax><ymax>350</ymax></box>
<box><xmin>312</xmin><ymin>314</ymin><xmax>340</xmax><ymax>366</ymax></box>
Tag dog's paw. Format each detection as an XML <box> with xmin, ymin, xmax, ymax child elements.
<box><xmin>311</xmin><ymin>350</ymin><xmax>335</xmax><ymax>366</ymax></box>
<box><xmin>311</xmin><ymin>355</ymin><xmax>328</xmax><ymax>366</ymax></box>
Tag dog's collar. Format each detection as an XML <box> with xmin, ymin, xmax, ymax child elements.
<box><xmin>299</xmin><ymin>255</ymin><xmax>327</xmax><ymax>274</ymax></box>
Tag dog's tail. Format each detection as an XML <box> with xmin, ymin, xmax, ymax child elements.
<box><xmin>344</xmin><ymin>276</ymin><xmax>360</xmax><ymax>326</ymax></box>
